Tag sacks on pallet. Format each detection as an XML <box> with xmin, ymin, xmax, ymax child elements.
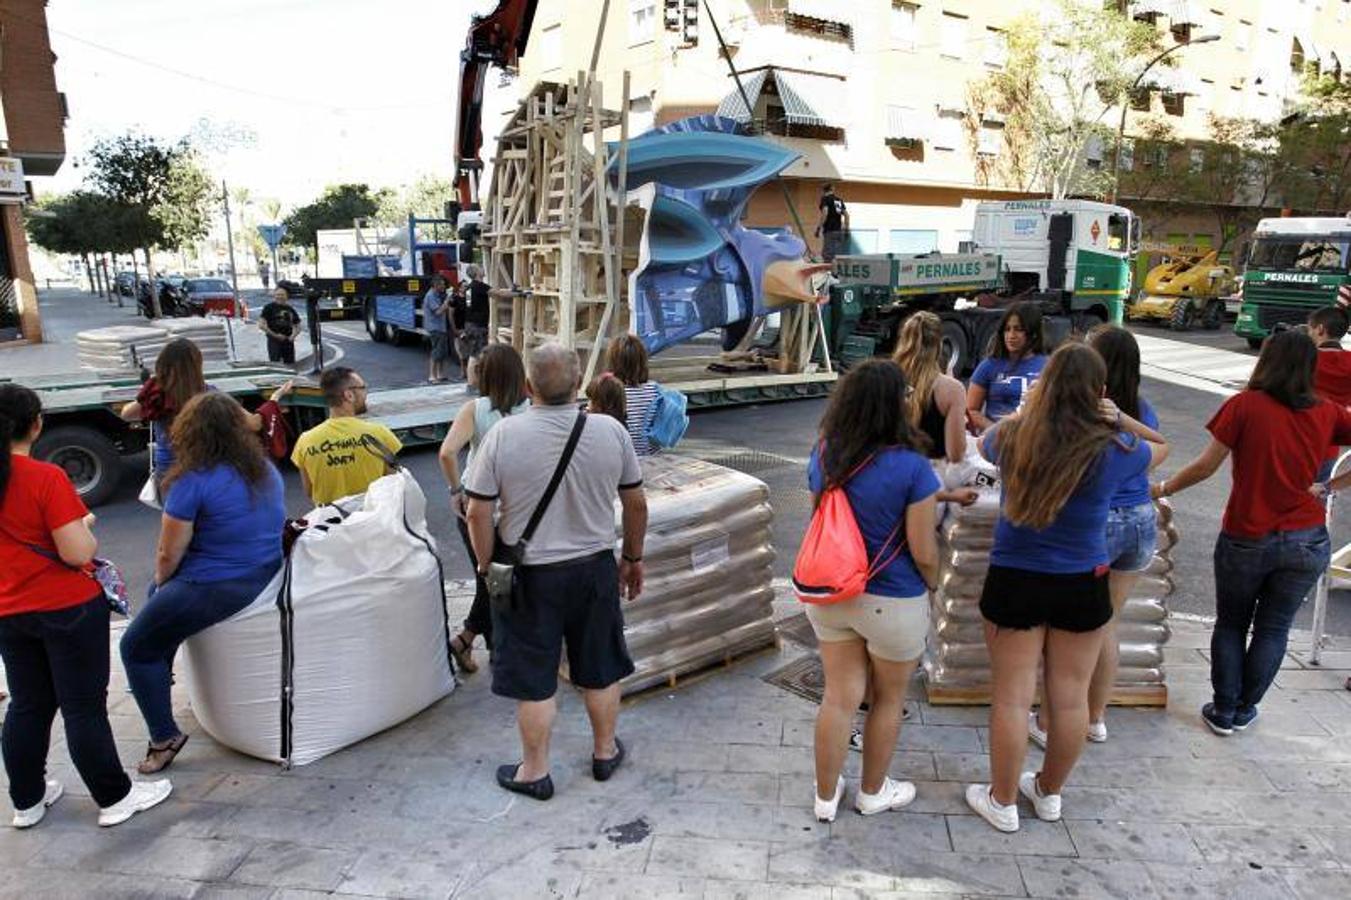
<box><xmin>182</xmin><ymin>471</ymin><xmax>455</xmax><ymax>766</ymax></box>
<box><xmin>156</xmin><ymin>318</ymin><xmax>232</xmax><ymax>363</ymax></box>
<box><xmin>588</xmin><ymin>455</ymin><xmax>777</xmax><ymax>695</ymax></box>
<box><xmin>76</xmin><ymin>325</ymin><xmax>168</xmax><ymax>371</ymax></box>
<box><xmin>923</xmin><ymin>456</ymin><xmax>1178</xmax><ymax>698</ymax></box>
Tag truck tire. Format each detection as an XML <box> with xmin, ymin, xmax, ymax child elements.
<box><xmin>1200</xmin><ymin>300</ymin><xmax>1223</xmax><ymax>330</ymax></box>
<box><xmin>32</xmin><ymin>426</ymin><xmax>122</xmax><ymax>508</ymax></box>
<box><xmin>1168</xmin><ymin>298</ymin><xmax>1195</xmax><ymax>332</ymax></box>
<box><xmin>364</xmin><ymin>299</ymin><xmax>390</xmax><ymax>343</ymax></box>
<box><xmin>940</xmin><ymin>320</ymin><xmax>970</xmax><ymax>376</ymax></box>
<box><xmin>1247</xmin><ymin>336</ymin><xmax>1264</xmax><ymax>350</ymax></box>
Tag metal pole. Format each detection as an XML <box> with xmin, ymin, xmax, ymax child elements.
<box><xmin>222</xmin><ymin>180</ymin><xmax>242</xmax><ymax>315</ymax></box>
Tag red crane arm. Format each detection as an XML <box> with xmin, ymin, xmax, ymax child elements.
<box><xmin>452</xmin><ymin>0</ymin><xmax>539</xmax><ymax>219</ymax></box>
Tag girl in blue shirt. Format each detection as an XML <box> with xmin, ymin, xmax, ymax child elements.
<box><xmin>803</xmin><ymin>361</ymin><xmax>940</xmax><ymax>823</ymax></box>
<box><xmin>966</xmin><ymin>343</ymin><xmax>1166</xmax><ymax>834</ymax></box>
<box><xmin>966</xmin><ymin>301</ymin><xmax>1049</xmax><ymax>432</ymax></box>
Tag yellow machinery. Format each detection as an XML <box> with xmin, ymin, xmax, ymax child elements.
<box><xmin>1127</xmin><ymin>248</ymin><xmax>1236</xmax><ymax>331</ymax></box>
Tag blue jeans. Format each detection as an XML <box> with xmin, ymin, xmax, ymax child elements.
<box><xmin>1210</xmin><ymin>528</ymin><xmax>1330</xmax><ymax>718</ymax></box>
<box><xmin>0</xmin><ymin>595</ymin><xmax>132</xmax><ymax>809</ymax></box>
<box><xmin>120</xmin><ymin>563</ymin><xmax>277</xmax><ymax>742</ymax></box>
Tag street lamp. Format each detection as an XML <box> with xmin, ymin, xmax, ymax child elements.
<box><xmin>1109</xmin><ymin>34</ymin><xmax>1221</xmax><ymax>205</ymax></box>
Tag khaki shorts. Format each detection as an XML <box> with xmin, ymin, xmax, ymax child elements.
<box><xmin>805</xmin><ymin>592</ymin><xmax>929</xmax><ymax>662</ymax></box>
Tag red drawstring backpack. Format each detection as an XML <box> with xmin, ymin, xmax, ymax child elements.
<box><xmin>792</xmin><ymin>448</ymin><xmax>908</xmax><ymax>604</ymax></box>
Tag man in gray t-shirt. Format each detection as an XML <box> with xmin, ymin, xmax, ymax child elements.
<box><xmin>423</xmin><ymin>275</ymin><xmax>453</xmax><ymax>384</ymax></box>
<box><xmin>465</xmin><ymin>343</ymin><xmax>647</xmax><ymax>801</ymax></box>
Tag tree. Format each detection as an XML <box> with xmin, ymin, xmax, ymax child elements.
<box><xmin>26</xmin><ymin>191</ymin><xmax>145</xmax><ymax>292</ymax></box>
<box><xmin>377</xmin><ymin>175</ymin><xmax>456</xmax><ymax>223</ymax></box>
<box><xmin>966</xmin><ymin>0</ymin><xmax>1159</xmax><ymax>199</ymax></box>
<box><xmin>1278</xmin><ymin>72</ymin><xmax>1351</xmax><ymax>215</ymax></box>
<box><xmin>85</xmin><ymin>133</ymin><xmax>217</xmax><ymax>313</ymax></box>
<box><xmin>282</xmin><ymin>183</ymin><xmax>391</xmax><ymax>249</ymax></box>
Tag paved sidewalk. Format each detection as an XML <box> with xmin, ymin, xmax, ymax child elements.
<box><xmin>2</xmin><ymin>585</ymin><xmax>1350</xmax><ymax>899</ymax></box>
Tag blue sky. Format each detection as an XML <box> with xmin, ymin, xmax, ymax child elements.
<box><xmin>43</xmin><ymin>0</ymin><xmax>508</xmax><ymax>209</ymax></box>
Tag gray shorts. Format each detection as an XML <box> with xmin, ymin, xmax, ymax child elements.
<box><xmin>457</xmin><ymin>323</ymin><xmax>489</xmax><ymax>361</ymax></box>
<box><xmin>805</xmin><ymin>592</ymin><xmax>929</xmax><ymax>662</ymax></box>
<box><xmin>429</xmin><ymin>330</ymin><xmax>451</xmax><ymax>361</ymax></box>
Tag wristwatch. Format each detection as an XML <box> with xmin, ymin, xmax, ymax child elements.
<box><xmin>449</xmin><ymin>485</ymin><xmax>464</xmax><ymax>495</ymax></box>
<box><xmin>622</xmin><ymin>554</ymin><xmax>642</xmax><ymax>564</ymax></box>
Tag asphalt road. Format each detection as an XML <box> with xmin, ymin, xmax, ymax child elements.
<box><xmin>29</xmin><ymin>290</ymin><xmax>1351</xmax><ymax>638</ymax></box>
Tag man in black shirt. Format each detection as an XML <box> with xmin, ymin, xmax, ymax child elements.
<box><xmin>453</xmin><ymin>264</ymin><xmax>493</xmax><ymax>387</ymax></box>
<box><xmin>814</xmin><ymin>183</ymin><xmax>850</xmax><ymax>262</ymax></box>
<box><xmin>258</xmin><ymin>287</ymin><xmax>302</xmax><ymax>366</ymax></box>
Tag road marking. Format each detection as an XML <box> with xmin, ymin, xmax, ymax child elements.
<box><xmin>1133</xmin><ymin>334</ymin><xmax>1250</xmax><ymax>398</ymax></box>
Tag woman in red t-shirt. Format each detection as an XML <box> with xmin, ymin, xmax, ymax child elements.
<box><xmin>0</xmin><ymin>384</ymin><xmax>172</xmax><ymax>828</ymax></box>
<box><xmin>1155</xmin><ymin>331</ymin><xmax>1351</xmax><ymax>736</ymax></box>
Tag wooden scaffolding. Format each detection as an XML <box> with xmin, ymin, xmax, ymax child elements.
<box><xmin>482</xmin><ymin>75</ymin><xmax>632</xmax><ymax>386</ymax></box>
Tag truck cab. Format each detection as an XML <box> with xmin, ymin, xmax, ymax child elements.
<box><xmin>972</xmin><ymin>200</ymin><xmax>1138</xmax><ymax>325</ymax></box>
<box><xmin>1234</xmin><ymin>216</ymin><xmax>1351</xmax><ymax>348</ymax></box>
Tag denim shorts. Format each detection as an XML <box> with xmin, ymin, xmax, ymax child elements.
<box><xmin>1105</xmin><ymin>502</ymin><xmax>1158</xmax><ymax>573</ymax></box>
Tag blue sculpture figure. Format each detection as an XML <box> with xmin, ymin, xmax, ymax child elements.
<box><xmin>609</xmin><ymin>116</ymin><xmax>826</xmax><ymax>355</ymax></box>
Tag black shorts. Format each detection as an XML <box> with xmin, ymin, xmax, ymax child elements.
<box><xmin>266</xmin><ymin>336</ymin><xmax>295</xmax><ymax>365</ymax></box>
<box><xmin>490</xmin><ymin>550</ymin><xmax>634</xmax><ymax>701</ymax></box>
<box><xmin>979</xmin><ymin>564</ymin><xmax>1112</xmax><ymax>633</ymax></box>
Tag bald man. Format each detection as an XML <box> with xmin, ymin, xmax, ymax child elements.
<box><xmin>464</xmin><ymin>343</ymin><xmax>647</xmax><ymax>802</ymax></box>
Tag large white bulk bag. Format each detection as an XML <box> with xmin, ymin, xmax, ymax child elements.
<box><xmin>183</xmin><ymin>470</ymin><xmax>455</xmax><ymax>767</ymax></box>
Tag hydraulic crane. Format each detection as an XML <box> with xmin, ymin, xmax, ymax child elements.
<box><xmin>450</xmin><ymin>0</ymin><xmax>538</xmax><ymax>232</ymax></box>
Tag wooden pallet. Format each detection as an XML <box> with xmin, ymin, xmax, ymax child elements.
<box><xmin>924</xmin><ymin>681</ymin><xmax>1168</xmax><ymax>708</ymax></box>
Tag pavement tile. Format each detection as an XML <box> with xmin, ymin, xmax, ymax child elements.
<box><xmin>673</xmin><ymin>771</ymin><xmax>780</xmax><ymax>805</ymax></box>
<box><xmin>1016</xmin><ymin>856</ymin><xmax>1159</xmax><ymax>900</ymax></box>
<box><xmin>828</xmin><ymin>809</ymin><xmax>952</xmax><ymax>852</ymax></box>
<box><xmin>896</xmin><ymin>724</ymin><xmax>983</xmax><ymax>754</ymax></box>
<box><xmin>946</xmin><ymin>815</ymin><xmax>1076</xmax><ymax>857</ymax></box>
<box><xmin>766</xmin><ymin>836</ymin><xmax>896</xmax><ymax>892</ymax></box>
<box><xmin>701</xmin><ymin>880</ymin><xmax>827</xmax><ymax>900</ymax></box>
<box><xmin>190</xmin><ymin>887</ymin><xmax>275</xmax><ymax>900</ymax></box>
<box><xmin>448</xmin><ymin>864</ymin><xmax>584</xmax><ymax>899</ymax></box>
<box><xmin>646</xmin><ymin>836</ymin><xmax>769</xmax><ymax>881</ymax></box>
<box><xmin>1280</xmin><ymin>866</ymin><xmax>1351</xmax><ymax>900</ymax></box>
<box><xmin>890</xmin><ymin>848</ymin><xmax>1028</xmax><ymax>896</ymax></box>
<box><xmin>1232</xmin><ymin>791</ymin><xmax>1351</xmax><ymax>828</ymax></box>
<box><xmin>1064</xmin><ymin>820</ymin><xmax>1202</xmax><ymax>863</ymax></box>
<box><xmin>227</xmin><ymin>841</ymin><xmax>358</xmax><ymax>892</ymax></box>
<box><xmin>1144</xmin><ymin>862</ymin><xmax>1297</xmax><ymax>899</ymax></box>
<box><xmin>1253</xmin><ymin>760</ymin><xmax>1351</xmax><ymax>792</ymax></box>
<box><xmin>1057</xmin><ymin>786</ymin><xmax>1245</xmax><ymax>824</ymax></box>
<box><xmin>1186</xmin><ymin>824</ymin><xmax>1340</xmax><ymax>868</ymax></box>
<box><xmin>337</xmin><ymin>848</ymin><xmax>458</xmax><ymax>899</ymax></box>
<box><xmin>1304</xmin><ymin>825</ymin><xmax>1351</xmax><ymax>859</ymax></box>
<box><xmin>1274</xmin><ymin>668</ymin><xmax>1351</xmax><ymax>690</ymax></box>
<box><xmin>0</xmin><ymin>869</ymin><xmax>201</xmax><ymax>899</ymax></box>
<box><xmin>579</xmin><ymin>871</ymin><xmax>704</xmax><ymax>898</ymax></box>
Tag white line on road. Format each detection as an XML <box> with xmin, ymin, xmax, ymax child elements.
<box><xmin>1134</xmin><ymin>334</ymin><xmax>1250</xmax><ymax>398</ymax></box>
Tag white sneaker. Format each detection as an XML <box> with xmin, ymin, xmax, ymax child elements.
<box><xmin>1028</xmin><ymin>711</ymin><xmax>1048</xmax><ymax>750</ymax></box>
<box><xmin>1087</xmin><ymin>720</ymin><xmax>1108</xmax><ymax>743</ymax></box>
<box><xmin>1018</xmin><ymin>771</ymin><xmax>1062</xmax><ymax>822</ymax></box>
<box><xmin>98</xmin><ymin>779</ymin><xmax>172</xmax><ymax>827</ymax></box>
<box><xmin>965</xmin><ymin>783</ymin><xmax>1019</xmax><ymax>833</ymax></box>
<box><xmin>11</xmin><ymin>780</ymin><xmax>63</xmax><ymax>829</ymax></box>
<box><xmin>855</xmin><ymin>777</ymin><xmax>917</xmax><ymax>816</ymax></box>
<box><xmin>848</xmin><ymin>728</ymin><xmax>863</xmax><ymax>753</ymax></box>
<box><xmin>813</xmin><ymin>775</ymin><xmax>845</xmax><ymax>823</ymax></box>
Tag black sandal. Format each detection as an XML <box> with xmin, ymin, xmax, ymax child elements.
<box><xmin>138</xmin><ymin>733</ymin><xmax>189</xmax><ymax>775</ymax></box>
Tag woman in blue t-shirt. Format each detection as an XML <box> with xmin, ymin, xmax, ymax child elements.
<box><xmin>804</xmin><ymin>360</ymin><xmax>940</xmax><ymax>823</ymax></box>
<box><xmin>965</xmin><ymin>343</ymin><xmax>1166</xmax><ymax>834</ymax></box>
<box><xmin>1028</xmin><ymin>327</ymin><xmax>1169</xmax><ymax>750</ymax></box>
<box><xmin>966</xmin><ymin>301</ymin><xmax>1049</xmax><ymax>432</ymax></box>
<box><xmin>121</xmin><ymin>392</ymin><xmax>285</xmax><ymax>775</ymax></box>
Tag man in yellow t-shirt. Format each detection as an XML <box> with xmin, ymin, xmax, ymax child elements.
<box><xmin>291</xmin><ymin>366</ymin><xmax>403</xmax><ymax>505</ymax></box>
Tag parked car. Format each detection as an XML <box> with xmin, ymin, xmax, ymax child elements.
<box><xmin>182</xmin><ymin>277</ymin><xmax>242</xmax><ymax>317</ymax></box>
<box><xmin>276</xmin><ymin>279</ymin><xmax>305</xmax><ymax>298</ymax></box>
<box><xmin>114</xmin><ymin>271</ymin><xmax>137</xmax><ymax>297</ymax></box>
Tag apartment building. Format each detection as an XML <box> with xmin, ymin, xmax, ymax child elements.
<box><xmin>514</xmin><ymin>0</ymin><xmax>1351</xmax><ymax>257</ymax></box>
<box><xmin>1</xmin><ymin>0</ymin><xmax>67</xmax><ymax>342</ymax></box>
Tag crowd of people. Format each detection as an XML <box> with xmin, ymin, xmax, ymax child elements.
<box><xmin>3</xmin><ymin>302</ymin><xmax>1350</xmax><ymax>831</ymax></box>
<box><xmin>804</xmin><ymin>302</ymin><xmax>1351</xmax><ymax>832</ymax></box>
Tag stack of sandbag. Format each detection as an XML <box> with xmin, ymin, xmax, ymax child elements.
<box><xmin>154</xmin><ymin>317</ymin><xmax>232</xmax><ymax>364</ymax></box>
<box><xmin>583</xmin><ymin>455</ymin><xmax>777</xmax><ymax>696</ymax></box>
<box><xmin>76</xmin><ymin>324</ymin><xmax>168</xmax><ymax>371</ymax></box>
<box><xmin>182</xmin><ymin>471</ymin><xmax>455</xmax><ymax>767</ymax></box>
<box><xmin>924</xmin><ymin>482</ymin><xmax>1177</xmax><ymax>700</ymax></box>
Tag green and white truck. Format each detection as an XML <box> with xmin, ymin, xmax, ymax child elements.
<box><xmin>828</xmin><ymin>199</ymin><xmax>1140</xmax><ymax>372</ymax></box>
<box><xmin>1234</xmin><ymin>216</ymin><xmax>1351</xmax><ymax>349</ymax></box>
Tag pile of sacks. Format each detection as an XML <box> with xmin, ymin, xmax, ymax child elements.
<box><xmin>584</xmin><ymin>455</ymin><xmax>778</xmax><ymax>696</ymax></box>
<box><xmin>76</xmin><ymin>319</ymin><xmax>231</xmax><ymax>371</ymax></box>
<box><xmin>923</xmin><ymin>452</ymin><xmax>1176</xmax><ymax>698</ymax></box>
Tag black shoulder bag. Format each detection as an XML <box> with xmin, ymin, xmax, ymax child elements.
<box><xmin>485</xmin><ymin>410</ymin><xmax>587</xmax><ymax>612</ymax></box>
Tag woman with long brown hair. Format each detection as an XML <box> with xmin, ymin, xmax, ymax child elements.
<box><xmin>893</xmin><ymin>311</ymin><xmax>967</xmax><ymax>463</ymax></box>
<box><xmin>966</xmin><ymin>301</ymin><xmax>1048</xmax><ymax>432</ymax></box>
<box><xmin>804</xmin><ymin>360</ymin><xmax>940</xmax><ymax>822</ymax></box>
<box><xmin>1156</xmin><ymin>330</ymin><xmax>1351</xmax><ymax>735</ymax></box>
<box><xmin>120</xmin><ymin>392</ymin><xmax>286</xmax><ymax>774</ymax></box>
<box><xmin>437</xmin><ymin>343</ymin><xmax>530</xmax><ymax>673</ymax></box>
<box><xmin>966</xmin><ymin>343</ymin><xmax>1165</xmax><ymax>833</ymax></box>
<box><xmin>607</xmin><ymin>334</ymin><xmax>659</xmax><ymax>456</ymax></box>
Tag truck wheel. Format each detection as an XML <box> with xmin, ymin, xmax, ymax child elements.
<box><xmin>364</xmin><ymin>300</ymin><xmax>390</xmax><ymax>343</ymax></box>
<box><xmin>32</xmin><ymin>426</ymin><xmax>122</xmax><ymax>508</ymax></box>
<box><xmin>1169</xmin><ymin>298</ymin><xmax>1195</xmax><ymax>332</ymax></box>
<box><xmin>1247</xmin><ymin>336</ymin><xmax>1264</xmax><ymax>350</ymax></box>
<box><xmin>940</xmin><ymin>321</ymin><xmax>969</xmax><ymax>376</ymax></box>
<box><xmin>1200</xmin><ymin>300</ymin><xmax>1223</xmax><ymax>330</ymax></box>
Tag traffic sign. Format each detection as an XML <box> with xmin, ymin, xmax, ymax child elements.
<box><xmin>257</xmin><ymin>224</ymin><xmax>287</xmax><ymax>250</ymax></box>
